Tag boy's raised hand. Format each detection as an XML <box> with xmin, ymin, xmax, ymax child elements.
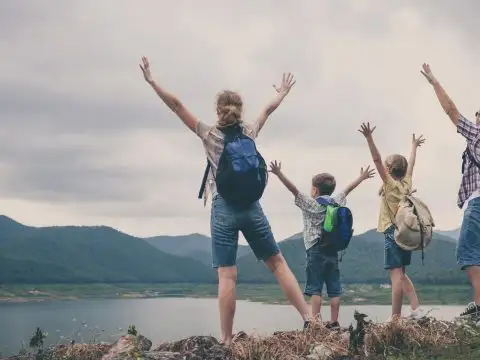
<box><xmin>359</xmin><ymin>165</ymin><xmax>376</xmax><ymax>181</ymax></box>
<box><xmin>412</xmin><ymin>133</ymin><xmax>426</xmax><ymax>148</ymax></box>
<box><xmin>268</xmin><ymin>160</ymin><xmax>282</xmax><ymax>175</ymax></box>
<box><xmin>358</xmin><ymin>122</ymin><xmax>376</xmax><ymax>138</ymax></box>
<box><xmin>342</xmin><ymin>165</ymin><xmax>376</xmax><ymax>196</ymax></box>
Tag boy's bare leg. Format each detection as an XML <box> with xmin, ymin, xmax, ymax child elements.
<box><xmin>217</xmin><ymin>266</ymin><xmax>237</xmax><ymax>345</ymax></box>
<box><xmin>265</xmin><ymin>254</ymin><xmax>312</xmax><ymax>322</ymax></box>
<box><xmin>330</xmin><ymin>297</ymin><xmax>340</xmax><ymax>323</ymax></box>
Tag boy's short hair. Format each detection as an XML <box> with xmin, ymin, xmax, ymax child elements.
<box><xmin>312</xmin><ymin>173</ymin><xmax>336</xmax><ymax>196</ymax></box>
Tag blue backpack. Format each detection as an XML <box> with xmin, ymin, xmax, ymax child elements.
<box><xmin>198</xmin><ymin>125</ymin><xmax>268</xmax><ymax>208</ymax></box>
<box><xmin>316</xmin><ymin>197</ymin><xmax>354</xmax><ymax>252</ymax></box>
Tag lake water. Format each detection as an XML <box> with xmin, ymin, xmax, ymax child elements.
<box><xmin>0</xmin><ymin>298</ymin><xmax>465</xmax><ymax>356</ymax></box>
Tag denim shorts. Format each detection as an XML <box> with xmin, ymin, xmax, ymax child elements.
<box><xmin>384</xmin><ymin>225</ymin><xmax>412</xmax><ymax>270</ymax></box>
<box><xmin>304</xmin><ymin>241</ymin><xmax>343</xmax><ymax>298</ymax></box>
<box><xmin>456</xmin><ymin>197</ymin><xmax>480</xmax><ymax>270</ymax></box>
<box><xmin>210</xmin><ymin>195</ymin><xmax>280</xmax><ymax>268</ymax></box>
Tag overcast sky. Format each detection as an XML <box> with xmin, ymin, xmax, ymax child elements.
<box><xmin>0</xmin><ymin>0</ymin><xmax>478</xmax><ymax>241</ymax></box>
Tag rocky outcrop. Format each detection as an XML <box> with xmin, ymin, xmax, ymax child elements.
<box><xmin>100</xmin><ymin>334</ymin><xmax>232</xmax><ymax>360</ymax></box>
<box><xmin>8</xmin><ymin>313</ymin><xmax>480</xmax><ymax>360</ymax></box>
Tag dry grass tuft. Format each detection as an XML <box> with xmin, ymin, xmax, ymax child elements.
<box><xmin>362</xmin><ymin>316</ymin><xmax>479</xmax><ymax>358</ymax></box>
<box><xmin>230</xmin><ymin>316</ymin><xmax>480</xmax><ymax>359</ymax></box>
<box><xmin>231</xmin><ymin>319</ymin><xmax>349</xmax><ymax>360</ymax></box>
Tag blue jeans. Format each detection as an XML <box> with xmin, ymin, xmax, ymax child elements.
<box><xmin>304</xmin><ymin>241</ymin><xmax>343</xmax><ymax>298</ymax></box>
<box><xmin>210</xmin><ymin>195</ymin><xmax>280</xmax><ymax>268</ymax></box>
<box><xmin>457</xmin><ymin>197</ymin><xmax>480</xmax><ymax>270</ymax></box>
<box><xmin>384</xmin><ymin>225</ymin><xmax>412</xmax><ymax>270</ymax></box>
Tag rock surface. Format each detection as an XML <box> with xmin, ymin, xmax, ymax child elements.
<box><xmin>154</xmin><ymin>335</ymin><xmax>232</xmax><ymax>360</ymax></box>
<box><xmin>306</xmin><ymin>344</ymin><xmax>334</xmax><ymax>360</ymax></box>
<box><xmin>99</xmin><ymin>334</ymin><xmax>232</xmax><ymax>360</ymax></box>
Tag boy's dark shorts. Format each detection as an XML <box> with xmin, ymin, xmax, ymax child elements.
<box><xmin>304</xmin><ymin>241</ymin><xmax>343</xmax><ymax>298</ymax></box>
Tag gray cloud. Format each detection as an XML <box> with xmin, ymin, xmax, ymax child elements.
<box><xmin>0</xmin><ymin>0</ymin><xmax>476</xmax><ymax>239</ymax></box>
<box><xmin>0</xmin><ymin>86</ymin><xmax>163</xmax><ymax>132</ymax></box>
<box><xmin>410</xmin><ymin>0</ymin><xmax>480</xmax><ymax>43</ymax></box>
<box><xmin>0</xmin><ymin>137</ymin><xmax>138</xmax><ymax>202</ymax></box>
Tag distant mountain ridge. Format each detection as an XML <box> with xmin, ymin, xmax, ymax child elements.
<box><xmin>0</xmin><ymin>216</ymin><xmax>216</xmax><ymax>284</ymax></box>
<box><xmin>0</xmin><ymin>215</ymin><xmax>462</xmax><ymax>285</ymax></box>
<box><xmin>436</xmin><ymin>228</ymin><xmax>460</xmax><ymax>241</ymax></box>
<box><xmin>237</xmin><ymin>230</ymin><xmax>464</xmax><ymax>285</ymax></box>
<box><xmin>145</xmin><ymin>233</ymin><xmax>252</xmax><ymax>266</ymax></box>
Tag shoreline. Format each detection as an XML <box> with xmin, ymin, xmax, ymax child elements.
<box><xmin>0</xmin><ymin>294</ymin><xmax>470</xmax><ymax>307</ymax></box>
<box><xmin>0</xmin><ymin>282</ymin><xmax>473</xmax><ymax>306</ymax></box>
<box><xmin>0</xmin><ymin>283</ymin><xmax>472</xmax><ymax>306</ymax></box>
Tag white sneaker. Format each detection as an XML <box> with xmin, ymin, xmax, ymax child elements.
<box><xmin>407</xmin><ymin>307</ymin><xmax>426</xmax><ymax>320</ymax></box>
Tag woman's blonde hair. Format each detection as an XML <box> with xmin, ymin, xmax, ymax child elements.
<box><xmin>216</xmin><ymin>90</ymin><xmax>243</xmax><ymax>128</ymax></box>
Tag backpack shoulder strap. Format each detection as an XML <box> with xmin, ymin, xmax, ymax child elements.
<box><xmin>465</xmin><ymin>146</ymin><xmax>480</xmax><ymax>169</ymax></box>
<box><xmin>219</xmin><ymin>124</ymin><xmax>243</xmax><ymax>142</ymax></box>
<box><xmin>316</xmin><ymin>197</ymin><xmax>329</xmax><ymax>205</ymax></box>
<box><xmin>406</xmin><ymin>194</ymin><xmax>427</xmax><ymax>265</ymax></box>
<box><xmin>198</xmin><ymin>161</ymin><xmax>211</xmax><ymax>199</ymax></box>
<box><xmin>316</xmin><ymin>197</ymin><xmax>338</xmax><ymax>206</ymax></box>
<box><xmin>382</xmin><ymin>185</ymin><xmax>398</xmax><ymax>229</ymax></box>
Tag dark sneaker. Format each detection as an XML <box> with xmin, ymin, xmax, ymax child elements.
<box><xmin>325</xmin><ymin>321</ymin><xmax>340</xmax><ymax>330</ymax></box>
<box><xmin>303</xmin><ymin>321</ymin><xmax>311</xmax><ymax>331</ymax></box>
<box><xmin>460</xmin><ymin>302</ymin><xmax>480</xmax><ymax>318</ymax></box>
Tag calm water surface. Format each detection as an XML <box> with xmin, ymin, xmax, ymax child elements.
<box><xmin>0</xmin><ymin>298</ymin><xmax>464</xmax><ymax>356</ymax></box>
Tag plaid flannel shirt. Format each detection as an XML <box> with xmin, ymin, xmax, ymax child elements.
<box><xmin>457</xmin><ymin>115</ymin><xmax>480</xmax><ymax>208</ymax></box>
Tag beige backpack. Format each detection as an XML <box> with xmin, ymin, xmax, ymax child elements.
<box><xmin>384</xmin><ymin>189</ymin><xmax>435</xmax><ymax>257</ymax></box>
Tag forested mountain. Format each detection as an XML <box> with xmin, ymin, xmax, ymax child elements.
<box><xmin>0</xmin><ymin>216</ymin><xmax>215</xmax><ymax>283</ymax></box>
<box><xmin>0</xmin><ymin>215</ymin><xmax>462</xmax><ymax>285</ymax></box>
<box><xmin>146</xmin><ymin>233</ymin><xmax>251</xmax><ymax>266</ymax></box>
<box><xmin>437</xmin><ymin>228</ymin><xmax>460</xmax><ymax>241</ymax></box>
<box><xmin>237</xmin><ymin>230</ymin><xmax>464</xmax><ymax>285</ymax></box>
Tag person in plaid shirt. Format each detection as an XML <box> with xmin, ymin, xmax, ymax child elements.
<box><xmin>421</xmin><ymin>63</ymin><xmax>480</xmax><ymax>318</ymax></box>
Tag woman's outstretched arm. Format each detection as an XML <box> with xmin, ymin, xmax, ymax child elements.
<box><xmin>254</xmin><ymin>73</ymin><xmax>296</xmax><ymax>134</ymax></box>
<box><xmin>140</xmin><ymin>56</ymin><xmax>198</xmax><ymax>133</ymax></box>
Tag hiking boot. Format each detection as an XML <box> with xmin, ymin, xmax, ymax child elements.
<box><xmin>460</xmin><ymin>302</ymin><xmax>480</xmax><ymax>318</ymax></box>
<box><xmin>303</xmin><ymin>320</ymin><xmax>322</xmax><ymax>331</ymax></box>
<box><xmin>325</xmin><ymin>321</ymin><xmax>340</xmax><ymax>330</ymax></box>
<box><xmin>303</xmin><ymin>321</ymin><xmax>311</xmax><ymax>331</ymax></box>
